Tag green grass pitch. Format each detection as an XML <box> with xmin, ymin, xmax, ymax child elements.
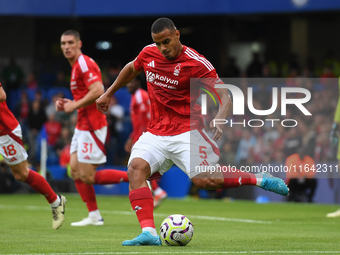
<box><xmin>0</xmin><ymin>193</ymin><xmax>340</xmax><ymax>254</ymax></box>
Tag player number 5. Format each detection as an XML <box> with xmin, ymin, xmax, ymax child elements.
<box><xmin>199</xmin><ymin>146</ymin><xmax>207</xmax><ymax>160</ymax></box>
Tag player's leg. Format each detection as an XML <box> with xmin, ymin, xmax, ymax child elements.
<box><xmin>70</xmin><ymin>152</ymin><xmax>104</xmax><ymax>226</ymax></box>
<box><xmin>1</xmin><ymin>127</ymin><xmax>66</xmax><ymax>229</ymax></box>
<box><xmin>326</xmin><ymin>153</ymin><xmax>340</xmax><ymax>217</ymax></box>
<box><xmin>151</xmin><ymin>179</ymin><xmax>167</xmax><ymax>208</ymax></box>
<box><xmin>122</xmin><ymin>157</ymin><xmax>161</xmax><ymax>246</ymax></box>
<box><xmin>10</xmin><ymin>161</ymin><xmax>66</xmax><ymax>229</ymax></box>
<box><xmin>177</xmin><ymin>129</ymin><xmax>288</xmax><ymax>196</ymax></box>
<box><xmin>122</xmin><ymin>132</ymin><xmax>165</xmax><ymax>246</ymax></box>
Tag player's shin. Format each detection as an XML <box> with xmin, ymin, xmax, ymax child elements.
<box><xmin>129</xmin><ymin>186</ymin><xmax>157</xmax><ymax>236</ymax></box>
<box><xmin>94</xmin><ymin>169</ymin><xmax>129</xmax><ymax>184</ymax></box>
<box><xmin>222</xmin><ymin>167</ymin><xmax>257</xmax><ymax>188</ymax></box>
<box><xmin>74</xmin><ymin>179</ymin><xmax>98</xmax><ymax>212</ymax></box>
<box><xmin>24</xmin><ymin>169</ymin><xmax>58</xmax><ymax>203</ymax></box>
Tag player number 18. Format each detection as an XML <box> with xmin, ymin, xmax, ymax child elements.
<box><xmin>2</xmin><ymin>145</ymin><xmax>17</xmax><ymax>156</ymax></box>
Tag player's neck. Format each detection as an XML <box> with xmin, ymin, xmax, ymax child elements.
<box><xmin>68</xmin><ymin>52</ymin><xmax>82</xmax><ymax>66</ymax></box>
<box><xmin>173</xmin><ymin>44</ymin><xmax>184</xmax><ymax>59</ymax></box>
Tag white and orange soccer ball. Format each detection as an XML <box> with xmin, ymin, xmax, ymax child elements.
<box><xmin>159</xmin><ymin>214</ymin><xmax>194</xmax><ymax>246</ymax></box>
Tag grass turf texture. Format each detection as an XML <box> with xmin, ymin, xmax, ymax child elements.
<box><xmin>0</xmin><ymin>193</ymin><xmax>339</xmax><ymax>254</ymax></box>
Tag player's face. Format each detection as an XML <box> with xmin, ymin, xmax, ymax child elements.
<box><xmin>152</xmin><ymin>29</ymin><xmax>181</xmax><ymax>60</ymax></box>
<box><xmin>60</xmin><ymin>35</ymin><xmax>82</xmax><ymax>61</ymax></box>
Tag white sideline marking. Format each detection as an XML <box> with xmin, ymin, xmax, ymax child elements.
<box><xmin>2</xmin><ymin>251</ymin><xmax>340</xmax><ymax>255</ymax></box>
<box><xmin>0</xmin><ymin>204</ymin><xmax>271</xmax><ymax>224</ymax></box>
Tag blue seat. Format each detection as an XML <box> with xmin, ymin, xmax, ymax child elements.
<box><xmin>46</xmin><ymin>87</ymin><xmax>73</xmax><ymax>102</ymax></box>
<box><xmin>48</xmin><ymin>165</ymin><xmax>68</xmax><ymax>180</ymax></box>
<box><xmin>115</xmin><ymin>87</ymin><xmax>131</xmax><ymax>115</ymax></box>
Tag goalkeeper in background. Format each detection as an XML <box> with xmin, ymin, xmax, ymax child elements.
<box><xmin>327</xmin><ymin>77</ymin><xmax>340</xmax><ymax>217</ymax></box>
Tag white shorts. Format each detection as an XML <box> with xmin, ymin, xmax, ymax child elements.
<box><xmin>0</xmin><ymin>125</ymin><xmax>28</xmax><ymax>165</ymax></box>
<box><xmin>70</xmin><ymin>126</ymin><xmax>107</xmax><ymax>164</ymax></box>
<box><xmin>128</xmin><ymin>129</ymin><xmax>220</xmax><ymax>179</ymax></box>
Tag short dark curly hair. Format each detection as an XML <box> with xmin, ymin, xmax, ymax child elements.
<box><xmin>151</xmin><ymin>17</ymin><xmax>176</xmax><ymax>34</ymax></box>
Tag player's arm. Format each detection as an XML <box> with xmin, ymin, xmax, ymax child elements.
<box><xmin>210</xmin><ymin>87</ymin><xmax>232</xmax><ymax>141</ymax></box>
<box><xmin>63</xmin><ymin>81</ymin><xmax>104</xmax><ymax>113</ymax></box>
<box><xmin>330</xmin><ymin>77</ymin><xmax>340</xmax><ymax>145</ymax></box>
<box><xmin>96</xmin><ymin>61</ymin><xmax>141</xmax><ymax>114</ymax></box>
<box><xmin>0</xmin><ymin>84</ymin><xmax>6</xmax><ymax>102</ymax></box>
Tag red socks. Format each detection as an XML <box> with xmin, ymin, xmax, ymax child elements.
<box><xmin>222</xmin><ymin>167</ymin><xmax>257</xmax><ymax>189</ymax></box>
<box><xmin>129</xmin><ymin>187</ymin><xmax>155</xmax><ymax>229</ymax></box>
<box><xmin>151</xmin><ymin>180</ymin><xmax>160</xmax><ymax>191</ymax></box>
<box><xmin>74</xmin><ymin>179</ymin><xmax>98</xmax><ymax>212</ymax></box>
<box><xmin>94</xmin><ymin>169</ymin><xmax>129</xmax><ymax>184</ymax></box>
<box><xmin>24</xmin><ymin>169</ymin><xmax>58</xmax><ymax>203</ymax></box>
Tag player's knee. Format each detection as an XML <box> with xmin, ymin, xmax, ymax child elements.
<box><xmin>127</xmin><ymin>164</ymin><xmax>140</xmax><ymax>180</ymax></box>
<box><xmin>12</xmin><ymin>170</ymin><xmax>28</xmax><ymax>182</ymax></box>
<box><xmin>79</xmin><ymin>174</ymin><xmax>95</xmax><ymax>184</ymax></box>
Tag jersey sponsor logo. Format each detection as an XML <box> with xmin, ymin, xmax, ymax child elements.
<box><xmin>147</xmin><ymin>60</ymin><xmax>155</xmax><ymax>68</ymax></box>
<box><xmin>173</xmin><ymin>63</ymin><xmax>181</xmax><ymax>76</ymax></box>
<box><xmin>83</xmin><ymin>155</ymin><xmax>90</xmax><ymax>160</ymax></box>
<box><xmin>9</xmin><ymin>157</ymin><xmax>17</xmax><ymax>163</ymax></box>
<box><xmin>146</xmin><ymin>71</ymin><xmax>178</xmax><ymax>85</ymax></box>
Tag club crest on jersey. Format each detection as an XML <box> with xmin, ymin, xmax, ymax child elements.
<box><xmin>173</xmin><ymin>63</ymin><xmax>181</xmax><ymax>76</ymax></box>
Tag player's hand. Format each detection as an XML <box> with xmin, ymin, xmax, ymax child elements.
<box><xmin>209</xmin><ymin>119</ymin><xmax>223</xmax><ymax>141</ymax></box>
<box><xmin>63</xmin><ymin>99</ymin><xmax>76</xmax><ymax>113</ymax></box>
<box><xmin>55</xmin><ymin>98</ymin><xmax>67</xmax><ymax>111</ymax></box>
<box><xmin>96</xmin><ymin>93</ymin><xmax>111</xmax><ymax>114</ymax></box>
<box><xmin>330</xmin><ymin>123</ymin><xmax>339</xmax><ymax>146</ymax></box>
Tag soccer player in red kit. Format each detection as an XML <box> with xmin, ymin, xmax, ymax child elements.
<box><xmin>96</xmin><ymin>18</ymin><xmax>288</xmax><ymax>245</ymax></box>
<box><xmin>0</xmin><ymin>83</ymin><xmax>66</xmax><ymax>229</ymax></box>
<box><xmin>125</xmin><ymin>78</ymin><xmax>167</xmax><ymax>208</ymax></box>
<box><xmin>57</xmin><ymin>30</ymin><xmax>129</xmax><ymax>226</ymax></box>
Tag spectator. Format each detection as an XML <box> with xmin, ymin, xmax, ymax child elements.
<box><xmin>283</xmin><ymin>128</ymin><xmax>302</xmax><ymax>157</ymax></box>
<box><xmin>219</xmin><ymin>142</ymin><xmax>236</xmax><ymax>165</ymax></box>
<box><xmin>27</xmin><ymin>99</ymin><xmax>47</xmax><ymax>163</ymax></box>
<box><xmin>224</xmin><ymin>57</ymin><xmax>240</xmax><ymax>77</ymax></box>
<box><xmin>107</xmin><ymin>96</ymin><xmax>125</xmax><ymax>143</ymax></box>
<box><xmin>53</xmin><ymin>71</ymin><xmax>69</xmax><ymax>88</ymax></box>
<box><xmin>235</xmin><ymin>129</ymin><xmax>257</xmax><ymax>164</ymax></box>
<box><xmin>246</xmin><ymin>52</ymin><xmax>263</xmax><ymax>77</ymax></box>
<box><xmin>14</xmin><ymin>90</ymin><xmax>30</xmax><ymax>136</ymax></box>
<box><xmin>285</xmin><ymin>147</ymin><xmax>317</xmax><ymax>202</ymax></box>
<box><xmin>44</xmin><ymin>113</ymin><xmax>62</xmax><ymax>147</ymax></box>
<box><xmin>24</xmin><ymin>72</ymin><xmax>38</xmax><ymax>89</ymax></box>
<box><xmin>54</xmin><ymin>127</ymin><xmax>72</xmax><ymax>158</ymax></box>
<box><xmin>1</xmin><ymin>57</ymin><xmax>24</xmax><ymax>92</ymax></box>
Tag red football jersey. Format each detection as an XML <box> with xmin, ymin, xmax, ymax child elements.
<box><xmin>130</xmin><ymin>88</ymin><xmax>150</xmax><ymax>144</ymax></box>
<box><xmin>133</xmin><ymin>44</ymin><xmax>218</xmax><ymax>136</ymax></box>
<box><xmin>0</xmin><ymin>86</ymin><xmax>19</xmax><ymax>136</ymax></box>
<box><xmin>70</xmin><ymin>54</ymin><xmax>107</xmax><ymax>131</ymax></box>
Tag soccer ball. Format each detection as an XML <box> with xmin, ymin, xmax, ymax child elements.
<box><xmin>159</xmin><ymin>214</ymin><xmax>194</xmax><ymax>246</ymax></box>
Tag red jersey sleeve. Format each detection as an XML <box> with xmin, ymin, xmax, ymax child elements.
<box><xmin>82</xmin><ymin>60</ymin><xmax>103</xmax><ymax>88</ymax></box>
<box><xmin>133</xmin><ymin>47</ymin><xmax>148</xmax><ymax>72</ymax></box>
